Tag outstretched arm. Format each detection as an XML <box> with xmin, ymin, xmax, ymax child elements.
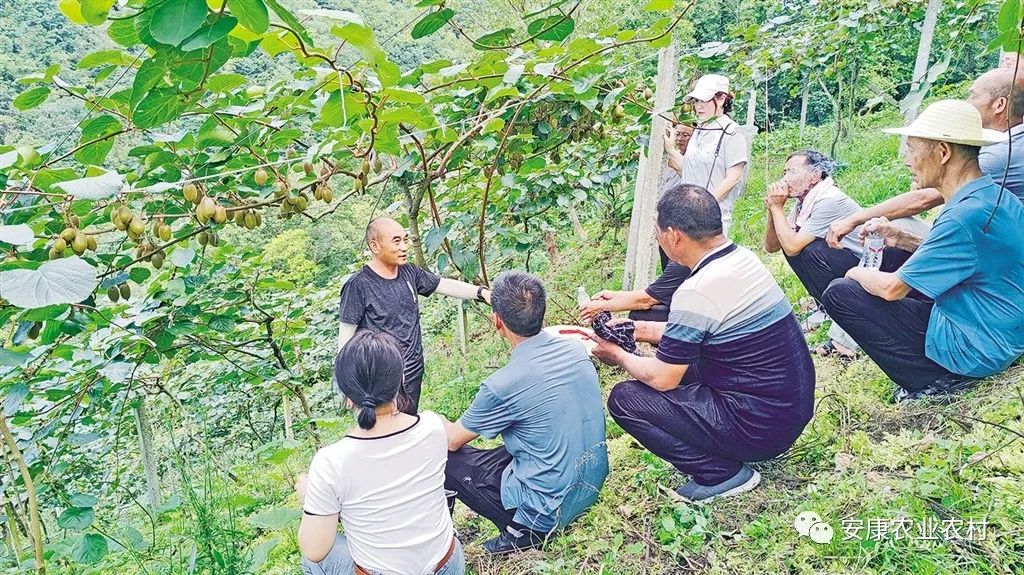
<box><xmin>434</xmin><ymin>277</ymin><xmax>491</xmax><ymax>304</ymax></box>
<box><xmin>336</xmin><ymin>322</ymin><xmax>357</xmax><ymax>353</ymax></box>
<box><xmin>578</xmin><ymin>290</ymin><xmax>660</xmax><ymax>323</ymax></box>
<box><xmin>827</xmin><ymin>188</ymin><xmax>942</xmax><ymax>248</ymax></box>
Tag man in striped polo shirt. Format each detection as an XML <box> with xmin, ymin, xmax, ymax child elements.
<box><xmin>594</xmin><ymin>185</ymin><xmax>816</xmax><ymax>502</ymax></box>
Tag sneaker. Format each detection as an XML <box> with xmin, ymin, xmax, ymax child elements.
<box><xmin>482</xmin><ymin>525</ymin><xmax>547</xmax><ymax>555</ymax></box>
<box><xmin>674</xmin><ymin>464</ymin><xmax>761</xmax><ymax>503</ymax></box>
<box><xmin>894</xmin><ymin>376</ymin><xmax>979</xmax><ymax>403</ymax></box>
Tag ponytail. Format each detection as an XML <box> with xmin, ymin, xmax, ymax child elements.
<box><xmin>334</xmin><ymin>331</ymin><xmax>405</xmax><ymax>430</ymax></box>
<box><xmin>719</xmin><ymin>92</ymin><xmax>734</xmax><ymax>115</ymax></box>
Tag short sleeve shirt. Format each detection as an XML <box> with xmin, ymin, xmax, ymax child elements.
<box><xmin>788</xmin><ymin>186</ymin><xmax>865</xmax><ymax>255</ymax></box>
<box><xmin>459</xmin><ymin>331</ymin><xmax>608</xmax><ymax>532</ymax></box>
<box><xmin>978</xmin><ymin>125</ymin><xmax>1024</xmax><ymax>202</ymax></box>
<box><xmin>644</xmin><ymin>261</ymin><xmax>692</xmax><ymax>306</ymax></box>
<box><xmin>304</xmin><ymin>412</ymin><xmax>453</xmax><ymax>574</ymax></box>
<box><xmin>896</xmin><ymin>175</ymin><xmax>1024</xmax><ymax>377</ymax></box>
<box><xmin>338</xmin><ymin>264</ymin><xmax>440</xmax><ymax>379</ymax></box>
<box><xmin>678</xmin><ymin>115</ymin><xmax>749</xmax><ymax>213</ymax></box>
<box><xmin>656</xmin><ymin>243</ymin><xmax>816</xmax><ymax>446</ymax></box>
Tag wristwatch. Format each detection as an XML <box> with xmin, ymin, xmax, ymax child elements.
<box><xmin>476</xmin><ymin>286</ymin><xmax>486</xmax><ymax>303</ymax></box>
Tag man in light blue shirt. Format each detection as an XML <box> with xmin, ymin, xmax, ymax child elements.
<box><xmin>442</xmin><ymin>271</ymin><xmax>608</xmax><ymax>554</ymax></box>
<box><xmin>821</xmin><ymin>100</ymin><xmax>1024</xmax><ymax>401</ymax></box>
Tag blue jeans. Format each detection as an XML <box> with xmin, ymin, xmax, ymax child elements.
<box><xmin>301</xmin><ymin>534</ymin><xmax>465</xmax><ymax>575</ymax></box>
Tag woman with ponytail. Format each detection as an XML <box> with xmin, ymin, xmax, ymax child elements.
<box><xmin>295</xmin><ymin>330</ymin><xmax>465</xmax><ymax>575</ymax></box>
<box><xmin>663</xmin><ymin>73</ymin><xmax>750</xmax><ymax>237</ymax></box>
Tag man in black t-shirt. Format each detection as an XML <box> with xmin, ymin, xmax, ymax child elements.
<box><xmin>337</xmin><ymin>218</ymin><xmax>490</xmax><ymax>413</ymax></box>
<box><xmin>578</xmin><ymin>261</ymin><xmax>690</xmax><ymax>324</ymax></box>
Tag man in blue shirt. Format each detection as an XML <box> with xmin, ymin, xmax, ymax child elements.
<box><xmin>442</xmin><ymin>271</ymin><xmax>608</xmax><ymax>554</ymax></box>
<box><xmin>821</xmin><ymin>100</ymin><xmax>1024</xmax><ymax>401</ymax></box>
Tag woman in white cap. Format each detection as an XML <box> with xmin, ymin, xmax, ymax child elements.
<box><xmin>663</xmin><ymin>73</ymin><xmax>749</xmax><ymax>237</ymax></box>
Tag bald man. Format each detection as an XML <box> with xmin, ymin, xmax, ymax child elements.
<box><xmin>337</xmin><ymin>218</ymin><xmax>491</xmax><ymax>414</ymax></box>
<box><xmin>828</xmin><ymin>67</ymin><xmax>1024</xmax><ymax>248</ymax></box>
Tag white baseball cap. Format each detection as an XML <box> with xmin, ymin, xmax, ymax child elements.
<box><xmin>882</xmin><ymin>99</ymin><xmax>1007</xmax><ymax>147</ymax></box>
<box><xmin>684</xmin><ymin>74</ymin><xmax>730</xmax><ymax>102</ymax></box>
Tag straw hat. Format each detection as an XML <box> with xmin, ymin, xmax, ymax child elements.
<box><xmin>882</xmin><ymin>99</ymin><xmax>1007</xmax><ymax>147</ymax></box>
<box><xmin>684</xmin><ymin>74</ymin><xmax>730</xmax><ymax>102</ymax></box>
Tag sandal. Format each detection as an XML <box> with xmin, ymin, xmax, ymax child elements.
<box><xmin>812</xmin><ymin>340</ymin><xmax>858</xmax><ymax>361</ymax></box>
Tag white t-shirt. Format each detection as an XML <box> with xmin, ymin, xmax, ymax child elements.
<box><xmin>303</xmin><ymin>412</ymin><xmax>453</xmax><ymax>575</ymax></box>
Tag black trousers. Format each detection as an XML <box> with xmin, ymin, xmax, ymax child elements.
<box><xmin>820</xmin><ymin>278</ymin><xmax>959</xmax><ymax>392</ymax></box>
<box><xmin>445</xmin><ymin>446</ymin><xmax>519</xmax><ymax>531</ymax></box>
<box><xmin>398</xmin><ymin>370</ymin><xmax>423</xmax><ymax>415</ymax></box>
<box><xmin>785</xmin><ymin>239</ymin><xmax>922</xmax><ymax>302</ymax></box>
<box><xmin>606</xmin><ymin>377</ymin><xmax>799</xmax><ymax>486</ymax></box>
<box><xmin>628</xmin><ymin>305</ymin><xmax>670</xmax><ymax>323</ymax></box>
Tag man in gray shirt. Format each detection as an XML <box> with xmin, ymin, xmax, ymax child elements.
<box><xmin>441</xmin><ymin>271</ymin><xmax>608</xmax><ymax>555</ymax></box>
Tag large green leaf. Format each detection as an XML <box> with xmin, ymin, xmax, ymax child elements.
<box><xmin>150</xmin><ymin>0</ymin><xmax>209</xmax><ymax>46</ymax></box>
<box><xmin>133</xmin><ymin>88</ymin><xmax>188</xmax><ymax>129</ymax></box>
<box><xmin>13</xmin><ymin>87</ymin><xmax>51</xmax><ymax>111</ymax></box>
<box><xmin>130</xmin><ymin>57</ymin><xmax>167</xmax><ymax>109</ymax></box>
<box><xmin>475</xmin><ymin>28</ymin><xmax>515</xmax><ymax>49</ymax></box>
<box><xmin>181</xmin><ymin>15</ymin><xmax>238</xmax><ymax>51</ymax></box>
<box><xmin>75</xmin><ymin>115</ymin><xmax>122</xmax><ymax>165</ymax></box>
<box><xmin>80</xmin><ymin>0</ymin><xmax>115</xmax><ymax>25</ymax></box>
<box><xmin>247</xmin><ymin>508</ymin><xmax>301</xmax><ymax>530</ymax></box>
<box><xmin>527</xmin><ymin>15</ymin><xmax>575</xmax><ymax>41</ymax></box>
<box><xmin>78</xmin><ymin>49</ymin><xmax>137</xmax><ymax>69</ymax></box>
<box><xmin>411</xmin><ymin>8</ymin><xmax>455</xmax><ymax>39</ymax></box>
<box><xmin>58</xmin><ymin>0</ymin><xmax>88</xmax><ymax>25</ymax></box>
<box><xmin>228</xmin><ymin>0</ymin><xmax>269</xmax><ymax>33</ymax></box>
<box><xmin>57</xmin><ymin>507</ymin><xmax>95</xmax><ymax>530</ymax></box>
<box><xmin>73</xmin><ymin>534</ymin><xmax>108</xmax><ymax>564</ymax></box>
<box><xmin>107</xmin><ymin>18</ymin><xmax>141</xmax><ymax>46</ymax></box>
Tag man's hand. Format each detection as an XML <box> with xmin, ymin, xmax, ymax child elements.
<box><xmin>591</xmin><ymin>334</ymin><xmax>624</xmax><ymax>366</ymax></box>
<box><xmin>861</xmin><ymin>216</ymin><xmax>901</xmax><ymax>247</ymax></box>
<box><xmin>827</xmin><ymin>217</ymin><xmax>858</xmax><ymax>249</ymax></box>
<box><xmin>481</xmin><ymin>288</ymin><xmax>491</xmax><ymax>305</ymax></box>
<box><xmin>578</xmin><ymin>291</ymin><xmax>613</xmax><ymax>324</ymax></box>
<box><xmin>662</xmin><ymin>124</ymin><xmax>678</xmax><ymax>153</ymax></box>
<box><xmin>295</xmin><ymin>473</ymin><xmax>308</xmax><ymax>506</ymax></box>
<box><xmin>764</xmin><ymin>181</ymin><xmax>789</xmax><ymax>209</ymax></box>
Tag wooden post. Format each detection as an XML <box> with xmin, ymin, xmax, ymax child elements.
<box><xmin>799</xmin><ymin>76</ymin><xmax>810</xmax><ymax>136</ymax></box>
<box><xmin>283</xmin><ymin>395</ymin><xmax>294</xmax><ymax>441</ymax></box>
<box><xmin>455</xmin><ymin>300</ymin><xmax>467</xmax><ymax>358</ymax></box>
<box><xmin>134</xmin><ymin>399</ymin><xmax>162</xmax><ymax>516</ymax></box>
<box><xmin>623</xmin><ymin>44</ymin><xmax>677</xmax><ymax>291</ymax></box>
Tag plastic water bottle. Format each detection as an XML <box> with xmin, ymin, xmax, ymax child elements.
<box><xmin>860</xmin><ymin>233</ymin><xmax>884</xmax><ymax>269</ymax></box>
<box><xmin>576</xmin><ymin>286</ymin><xmax>589</xmax><ymax>306</ymax></box>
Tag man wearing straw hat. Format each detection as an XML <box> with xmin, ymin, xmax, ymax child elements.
<box><xmin>819</xmin><ymin>100</ymin><xmax>1024</xmax><ymax>402</ymax></box>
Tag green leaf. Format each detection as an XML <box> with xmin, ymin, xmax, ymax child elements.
<box><xmin>0</xmin><ymin>349</ymin><xmax>30</xmax><ymax>368</ymax></box>
<box><xmin>415</xmin><ymin>0</ymin><xmax>445</xmax><ymax>5</ymax></box>
<box><xmin>998</xmin><ymin>0</ymin><xmax>1023</xmax><ymax>34</ymax></box>
<box><xmin>228</xmin><ymin>0</ymin><xmax>269</xmax><ymax>33</ymax></box>
<box><xmin>264</xmin><ymin>0</ymin><xmax>314</xmax><ymax>46</ymax></box>
<box><xmin>78</xmin><ymin>49</ymin><xmax>137</xmax><ymax>69</ymax></box>
<box><xmin>75</xmin><ymin>115</ymin><xmax>122</xmax><ymax>165</ymax></box>
<box><xmin>0</xmin><ymin>256</ymin><xmax>97</xmax><ymax>309</ymax></box>
<box><xmin>381</xmin><ymin>87</ymin><xmax>425</xmax><ymax>104</ymax></box>
<box><xmin>150</xmin><ymin>0</ymin><xmax>209</xmax><ymax>46</ymax></box>
<box><xmin>13</xmin><ymin>87</ymin><xmax>51</xmax><ymax>111</ymax></box>
<box><xmin>475</xmin><ymin>28</ymin><xmax>514</xmax><ymax>49</ymax></box>
<box><xmin>133</xmin><ymin>89</ymin><xmax>188</xmax><ymax>129</ymax></box>
<box><xmin>107</xmin><ymin>18</ymin><xmax>142</xmax><ymax>46</ymax></box>
<box><xmin>130</xmin><ymin>57</ymin><xmax>166</xmax><ymax>109</ymax></box>
<box><xmin>206</xmin><ymin>73</ymin><xmax>247</xmax><ymax>93</ymax></box>
<box><xmin>81</xmin><ymin>0</ymin><xmax>116</xmax><ymax>25</ymax></box>
<box><xmin>70</xmin><ymin>494</ymin><xmax>99</xmax><ymax>508</ymax></box>
<box><xmin>247</xmin><ymin>508</ymin><xmax>301</xmax><ymax>529</ymax></box>
<box><xmin>644</xmin><ymin>0</ymin><xmax>672</xmax><ymax>10</ymax></box>
<box><xmin>411</xmin><ymin>8</ymin><xmax>455</xmax><ymax>39</ymax></box>
<box><xmin>208</xmin><ymin>316</ymin><xmax>237</xmax><ymax>332</ymax></box>
<box><xmin>73</xmin><ymin>534</ymin><xmax>108</xmax><ymax>564</ymax></box>
<box><xmin>527</xmin><ymin>15</ymin><xmax>575</xmax><ymax>41</ymax></box>
<box><xmin>129</xmin><ymin>267</ymin><xmax>151</xmax><ymax>284</ymax></box>
<box><xmin>181</xmin><ymin>15</ymin><xmax>238</xmax><ymax>51</ymax></box>
<box><xmin>59</xmin><ymin>0</ymin><xmax>88</xmax><ymax>24</ymax></box>
<box><xmin>58</xmin><ymin>507</ymin><xmax>96</xmax><ymax>530</ymax></box>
